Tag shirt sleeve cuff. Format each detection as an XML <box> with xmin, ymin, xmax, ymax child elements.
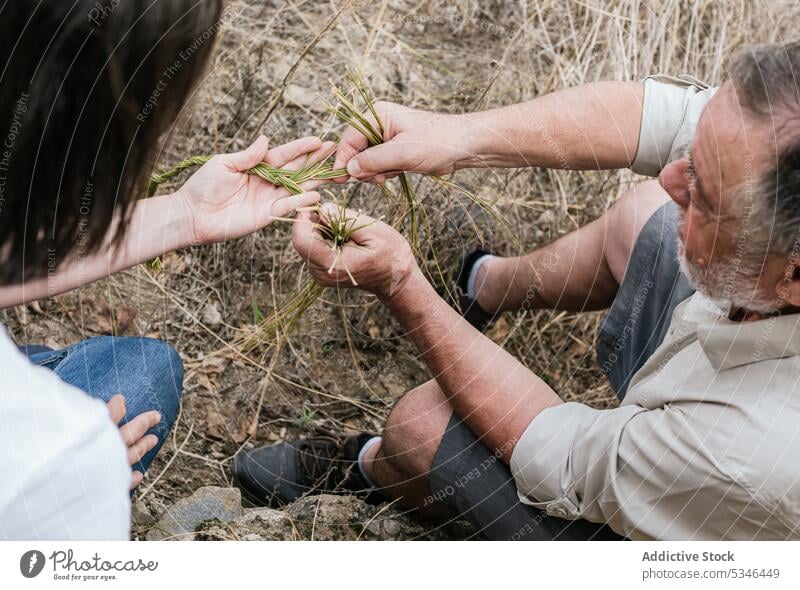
<box><xmin>509</xmin><ymin>402</ymin><xmax>644</xmax><ymax>519</ymax></box>
<box><xmin>631</xmin><ymin>78</ymin><xmax>690</xmax><ymax>176</ymax></box>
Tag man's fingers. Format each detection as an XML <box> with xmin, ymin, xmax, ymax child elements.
<box><xmin>265</xmin><ymin>136</ymin><xmax>323</xmax><ymax>168</ymax></box>
<box><xmin>226</xmin><ymin>135</ymin><xmax>270</xmax><ymax>171</ymax></box>
<box><xmin>292</xmin><ymin>209</ymin><xmax>336</xmax><ymax>267</ymax></box>
<box><xmin>272</xmin><ymin>191</ymin><xmax>320</xmax><ymax>219</ymax></box>
<box><xmin>130</xmin><ymin>471</ymin><xmax>144</xmax><ymax>491</ymax></box>
<box><xmin>317</xmin><ymin>203</ymin><xmax>380</xmax><ymax>244</ymax></box>
<box><xmin>118</xmin><ymin>411</ymin><xmax>161</xmax><ymax>446</ymax></box>
<box><xmin>332</xmin><ymin>127</ymin><xmax>370</xmax><ymax>182</ymax></box>
<box><xmin>127</xmin><ymin>434</ymin><xmax>158</xmax><ymax>466</ymax></box>
<box><xmin>106</xmin><ymin>394</ymin><xmax>126</xmax><ymax>425</ymax></box>
<box><xmin>346</xmin><ymin>141</ymin><xmax>418</xmax><ymax>180</ymax></box>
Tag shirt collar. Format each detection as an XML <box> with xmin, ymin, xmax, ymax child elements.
<box><xmin>682</xmin><ymin>293</ymin><xmax>800</xmax><ymax>370</ymax></box>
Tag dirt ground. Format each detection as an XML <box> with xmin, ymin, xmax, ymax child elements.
<box><xmin>4</xmin><ymin>0</ymin><xmax>798</xmax><ymax>539</ymax></box>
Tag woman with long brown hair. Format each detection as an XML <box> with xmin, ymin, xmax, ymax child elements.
<box><xmin>0</xmin><ymin>0</ymin><xmax>322</xmax><ymax>539</ymax></box>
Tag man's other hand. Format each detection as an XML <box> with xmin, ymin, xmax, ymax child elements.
<box><xmin>291</xmin><ymin>203</ymin><xmax>417</xmax><ymax>301</ymax></box>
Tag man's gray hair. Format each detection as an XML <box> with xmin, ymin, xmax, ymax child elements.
<box><xmin>730</xmin><ymin>42</ymin><xmax>800</xmax><ymax>258</ymax></box>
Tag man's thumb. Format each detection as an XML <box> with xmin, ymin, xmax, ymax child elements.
<box><xmin>347</xmin><ymin>142</ymin><xmax>410</xmax><ymax>179</ymax></box>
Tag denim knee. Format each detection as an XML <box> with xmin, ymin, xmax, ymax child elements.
<box><xmin>52</xmin><ymin>336</ymin><xmax>184</xmax><ymax>473</ymax></box>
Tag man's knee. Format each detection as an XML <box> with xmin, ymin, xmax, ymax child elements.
<box><xmin>381</xmin><ymin>379</ymin><xmax>452</xmax><ymax>476</ymax></box>
<box><xmin>604</xmin><ymin>179</ymin><xmax>671</xmax><ymax>284</ymax></box>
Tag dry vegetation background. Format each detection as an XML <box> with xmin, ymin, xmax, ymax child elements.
<box><xmin>5</xmin><ymin>0</ymin><xmax>800</xmax><ymax>538</ymax></box>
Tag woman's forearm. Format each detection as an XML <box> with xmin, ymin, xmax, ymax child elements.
<box><xmin>459</xmin><ymin>81</ymin><xmax>644</xmax><ymax>171</ymax></box>
<box><xmin>0</xmin><ymin>193</ymin><xmax>194</xmax><ymax>308</ymax></box>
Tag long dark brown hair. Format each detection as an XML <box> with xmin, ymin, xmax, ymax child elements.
<box><xmin>0</xmin><ymin>0</ymin><xmax>224</xmax><ymax>284</ymax></box>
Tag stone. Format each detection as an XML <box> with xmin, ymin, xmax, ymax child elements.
<box><xmin>227</xmin><ymin>507</ymin><xmax>294</xmax><ymax>540</ymax></box>
<box><xmin>285</xmin><ymin>494</ymin><xmax>449</xmax><ymax>541</ymax></box>
<box><xmin>131</xmin><ymin>500</ymin><xmax>156</xmax><ymax>528</ymax></box>
<box><xmin>145</xmin><ymin>487</ymin><xmax>472</xmax><ymax>541</ymax></box>
<box><xmin>201</xmin><ymin>303</ymin><xmax>222</xmax><ymax>327</ymax></box>
<box><xmin>537</xmin><ymin>208</ymin><xmax>557</xmax><ymax>225</ymax></box>
<box><xmin>284</xmin><ymin>84</ymin><xmax>323</xmax><ymax>112</ymax></box>
<box><xmin>146</xmin><ymin>486</ymin><xmax>243</xmax><ymax>541</ymax></box>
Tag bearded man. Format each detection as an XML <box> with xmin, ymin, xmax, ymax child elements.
<box><xmin>234</xmin><ymin>43</ymin><xmax>800</xmax><ymax>540</ymax></box>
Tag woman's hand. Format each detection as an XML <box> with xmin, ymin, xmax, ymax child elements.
<box><xmin>291</xmin><ymin>203</ymin><xmax>417</xmax><ymax>301</ymax></box>
<box><xmin>177</xmin><ymin>135</ymin><xmax>332</xmax><ymax>245</ymax></box>
<box><xmin>106</xmin><ymin>395</ymin><xmax>161</xmax><ymax>490</ymax></box>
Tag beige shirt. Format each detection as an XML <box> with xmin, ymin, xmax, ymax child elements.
<box><xmin>511</xmin><ymin>77</ymin><xmax>800</xmax><ymax>540</ymax></box>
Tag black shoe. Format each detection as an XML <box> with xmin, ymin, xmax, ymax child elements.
<box><xmin>232</xmin><ymin>433</ymin><xmax>385</xmax><ymax>507</ymax></box>
<box><xmin>455</xmin><ymin>249</ymin><xmax>499</xmax><ymax>332</ymax></box>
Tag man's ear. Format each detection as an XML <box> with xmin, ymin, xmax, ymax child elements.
<box><xmin>774</xmin><ymin>262</ymin><xmax>800</xmax><ymax>307</ymax></box>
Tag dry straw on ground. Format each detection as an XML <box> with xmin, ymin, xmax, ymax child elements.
<box><xmin>6</xmin><ymin>0</ymin><xmax>799</xmax><ymax>538</ymax></box>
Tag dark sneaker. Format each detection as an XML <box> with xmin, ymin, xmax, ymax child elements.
<box><xmin>232</xmin><ymin>433</ymin><xmax>384</xmax><ymax>507</ymax></box>
<box><xmin>455</xmin><ymin>249</ymin><xmax>499</xmax><ymax>332</ymax></box>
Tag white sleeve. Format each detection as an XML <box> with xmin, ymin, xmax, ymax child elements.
<box><xmin>0</xmin><ymin>329</ymin><xmax>131</xmax><ymax>541</ymax></box>
<box><xmin>0</xmin><ymin>422</ymin><xmax>131</xmax><ymax>541</ymax></box>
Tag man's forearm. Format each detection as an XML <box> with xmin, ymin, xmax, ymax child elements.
<box><xmin>383</xmin><ymin>269</ymin><xmax>561</xmax><ymax>463</ymax></box>
<box><xmin>459</xmin><ymin>81</ymin><xmax>643</xmax><ymax>171</ymax></box>
<box><xmin>0</xmin><ymin>194</ymin><xmax>194</xmax><ymax>308</ymax></box>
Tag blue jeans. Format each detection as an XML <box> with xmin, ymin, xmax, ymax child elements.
<box><xmin>23</xmin><ymin>336</ymin><xmax>184</xmax><ymax>474</ymax></box>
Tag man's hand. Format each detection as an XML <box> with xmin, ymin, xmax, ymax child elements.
<box><xmin>332</xmin><ymin>102</ymin><xmax>477</xmax><ymax>184</ymax></box>
<box><xmin>177</xmin><ymin>135</ymin><xmax>332</xmax><ymax>246</ymax></box>
<box><xmin>106</xmin><ymin>395</ymin><xmax>161</xmax><ymax>490</ymax></box>
<box><xmin>291</xmin><ymin>203</ymin><xmax>417</xmax><ymax>300</ymax></box>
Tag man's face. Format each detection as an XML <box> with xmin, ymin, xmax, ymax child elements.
<box><xmin>658</xmin><ymin>82</ymin><xmax>786</xmax><ymax>313</ymax></box>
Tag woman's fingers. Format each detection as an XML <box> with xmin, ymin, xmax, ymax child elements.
<box><xmin>271</xmin><ymin>191</ymin><xmax>320</xmax><ymax>219</ymax></box>
<box><xmin>106</xmin><ymin>394</ymin><xmax>126</xmax><ymax>425</ymax></box>
<box><xmin>266</xmin><ymin>136</ymin><xmax>325</xmax><ymax>168</ymax></box>
<box><xmin>277</xmin><ymin>140</ymin><xmax>338</xmax><ymax>175</ymax></box>
<box><xmin>127</xmin><ymin>434</ymin><xmax>159</xmax><ymax>466</ymax></box>
<box><xmin>130</xmin><ymin>471</ymin><xmax>144</xmax><ymax>491</ymax></box>
<box><xmin>118</xmin><ymin>410</ymin><xmax>161</xmax><ymax>447</ymax></box>
<box><xmin>226</xmin><ymin>135</ymin><xmax>270</xmax><ymax>171</ymax></box>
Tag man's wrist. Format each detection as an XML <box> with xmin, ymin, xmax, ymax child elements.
<box><xmin>454</xmin><ymin>112</ymin><xmax>496</xmax><ymax>169</ymax></box>
<box><xmin>379</xmin><ymin>265</ymin><xmax>434</xmax><ymax>314</ymax></box>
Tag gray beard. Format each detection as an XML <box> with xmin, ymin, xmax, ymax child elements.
<box><xmin>676</xmin><ymin>236</ymin><xmax>779</xmax><ymax>315</ymax></box>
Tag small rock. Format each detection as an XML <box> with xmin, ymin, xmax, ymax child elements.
<box><xmin>131</xmin><ymin>500</ymin><xmax>155</xmax><ymax>528</ymax></box>
<box><xmin>382</xmin><ymin>518</ymin><xmax>403</xmax><ymax>538</ymax></box>
<box><xmin>537</xmin><ymin>208</ymin><xmax>557</xmax><ymax>225</ymax></box>
<box><xmin>201</xmin><ymin>303</ymin><xmax>222</xmax><ymax>327</ymax></box>
<box><xmin>226</xmin><ymin>507</ymin><xmax>293</xmax><ymax>540</ymax></box>
<box><xmin>285</xmin><ymin>494</ymin><xmax>445</xmax><ymax>541</ymax></box>
<box><xmin>146</xmin><ymin>486</ymin><xmax>242</xmax><ymax>541</ymax></box>
<box><xmin>284</xmin><ymin>84</ymin><xmax>323</xmax><ymax>112</ymax></box>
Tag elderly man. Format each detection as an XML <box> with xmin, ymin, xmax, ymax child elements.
<box><xmin>233</xmin><ymin>43</ymin><xmax>800</xmax><ymax>540</ymax></box>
